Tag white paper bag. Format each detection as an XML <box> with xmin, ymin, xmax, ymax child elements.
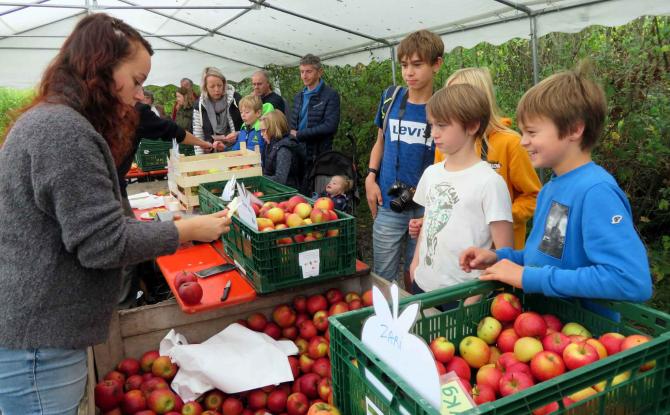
<box><xmin>160</xmin><ymin>324</ymin><xmax>298</xmax><ymax>402</ymax></box>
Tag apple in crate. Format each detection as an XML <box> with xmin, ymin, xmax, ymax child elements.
<box><xmin>140</xmin><ymin>350</ymin><xmax>160</xmax><ymax>373</ymax></box>
<box><xmin>477</xmin><ymin>316</ymin><xmax>502</xmax><ymax>345</ymax></box>
<box><xmin>514</xmin><ymin>312</ymin><xmax>547</xmax><ymax>338</ymax></box>
<box><xmin>561</xmin><ymin>322</ymin><xmax>592</xmax><ymax>338</ymax></box>
<box><xmin>430</xmin><ymin>336</ymin><xmax>455</xmax><ymax>363</ymax></box>
<box><xmin>307</xmin><ymin>402</ymin><xmax>341</xmax><ymax>415</ymax></box>
<box><xmin>514</xmin><ymin>337</ymin><xmax>543</xmax><ymax>362</ymax></box>
<box><xmin>287</xmin><ymin>392</ymin><xmax>310</xmax><ymax>415</ymax></box>
<box><xmin>314</xmin><ymin>197</ymin><xmax>335</xmax><ymax>211</ymax></box>
<box><xmin>530</xmin><ymin>351</ymin><xmax>565</xmax><ymax>381</ymax></box>
<box><xmin>499</xmin><ymin>371</ymin><xmax>534</xmax><ymax>397</ymax></box>
<box><xmin>490</xmin><ymin>293</ymin><xmax>522</xmax><ymax>322</ymax></box>
<box><xmin>273</xmin><ymin>304</ymin><xmax>297</xmax><ymax>328</ymax></box>
<box><xmin>151</xmin><ymin>356</ymin><xmax>178</xmax><ymax>380</ymax></box>
<box><xmin>94</xmin><ymin>379</ymin><xmax>124</xmax><ymax>411</ymax></box>
<box><xmin>294</xmin><ymin>203</ymin><xmax>313</xmax><ymax>219</ymax></box>
<box><xmin>460</xmin><ymin>336</ymin><xmax>491</xmax><ymax>369</ymax></box>
<box><xmin>562</xmin><ymin>342</ymin><xmax>599</xmax><ymax>370</ymax></box>
<box><xmin>621</xmin><ymin>334</ymin><xmax>654</xmax><ymax>370</ymax></box>
<box><xmin>599</xmin><ymin>332</ymin><xmax>626</xmax><ymax>355</ymax></box>
<box><xmin>542</xmin><ymin>332</ymin><xmax>571</xmax><ymax>355</ymax></box>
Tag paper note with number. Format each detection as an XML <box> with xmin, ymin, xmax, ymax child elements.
<box><xmin>298</xmin><ymin>249</ymin><xmax>320</xmax><ymax>278</ymax></box>
<box><xmin>235</xmin><ymin>183</ymin><xmax>257</xmax><ymax>230</ymax></box>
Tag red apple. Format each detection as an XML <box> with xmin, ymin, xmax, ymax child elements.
<box><xmin>348</xmin><ymin>299</ymin><xmax>363</xmax><ymax>310</ymax></box>
<box><xmin>561</xmin><ymin>322</ymin><xmax>592</xmax><ymax>338</ymax></box>
<box><xmin>204</xmin><ymin>390</ymin><xmax>226</xmax><ymax>411</ymax></box>
<box><xmin>264</xmin><ymin>322</ymin><xmax>282</xmax><ymax>340</ymax></box>
<box><xmin>542</xmin><ymin>314</ymin><xmax>563</xmax><ymax>333</ymax></box>
<box><xmin>299</xmin><ymin>373</ymin><xmax>322</xmax><ymax>399</ymax></box>
<box><xmin>174</xmin><ymin>270</ymin><xmax>197</xmax><ymax>289</ymax></box>
<box><xmin>312</xmin><ymin>310</ymin><xmax>329</xmax><ymax>332</ymax></box>
<box><xmin>299</xmin><ymin>320</ymin><xmax>318</xmax><ymax>340</ymax></box>
<box><xmin>140</xmin><ymin>376</ymin><xmax>168</xmax><ymax>398</ymax></box>
<box><xmin>294</xmin><ymin>203</ymin><xmax>312</xmax><ymax>219</ymax></box>
<box><xmin>140</xmin><ymin>350</ymin><xmax>160</xmax><ymax>373</ymax></box>
<box><xmin>445</xmin><ymin>356</ymin><xmax>471</xmax><ymax>381</ymax></box>
<box><xmin>273</xmin><ymin>304</ymin><xmax>297</xmax><ymax>328</ymax></box>
<box><xmin>310</xmin><ymin>208</ymin><xmax>327</xmax><ymax>224</ymax></box>
<box><xmin>117</xmin><ymin>357</ymin><xmax>141</xmax><ymax>377</ymax></box>
<box><xmin>306</xmin><ymin>295</ymin><xmax>328</xmax><ymax>315</ymax></box>
<box><xmin>325</xmin><ymin>288</ymin><xmax>344</xmax><ymax>305</ymax></box>
<box><xmin>125</xmin><ymin>374</ymin><xmax>143</xmax><ymax>391</ymax></box>
<box><xmin>430</xmin><ymin>336</ymin><xmax>455</xmax><ymax>363</ymax></box>
<box><xmin>267</xmin><ymin>388</ymin><xmax>289</xmax><ymax>413</ymax></box>
<box><xmin>562</xmin><ymin>342</ymin><xmax>599</xmax><ymax>370</ymax></box>
<box><xmin>471</xmin><ymin>383</ymin><xmax>496</xmax><ymax>405</ymax></box>
<box><xmin>506</xmin><ymin>362</ymin><xmax>532</xmax><ymax>377</ymax></box>
<box><xmin>497</xmin><ymin>328</ymin><xmax>520</xmax><ymax>353</ymax></box>
<box><xmin>312</xmin><ymin>357</ymin><xmax>331</xmax><ymax>378</ymax></box>
<box><xmin>178</xmin><ymin>281</ymin><xmax>203</xmax><ymax>305</ymax></box>
<box><xmin>361</xmin><ymin>290</ymin><xmax>373</xmax><ymax>307</ymax></box>
<box><xmin>247</xmin><ymin>389</ymin><xmax>268</xmax><ymax>410</ymax></box>
<box><xmin>435</xmin><ymin>360</ymin><xmax>447</xmax><ymax>375</ymax></box>
<box><xmin>287</xmin><ymin>392</ymin><xmax>309</xmax><ymax>415</ymax></box>
<box><xmin>286</xmin><ymin>196</ymin><xmax>308</xmax><ymax>212</ymax></box>
<box><xmin>620</xmin><ymin>334</ymin><xmax>654</xmax><ymax>370</ymax></box>
<box><xmin>282</xmin><ymin>326</ymin><xmax>299</xmax><ymax>340</ymax></box>
<box><xmin>344</xmin><ymin>292</ymin><xmax>360</xmax><ymax>303</ymax></box>
<box><xmin>95</xmin><ymin>379</ymin><xmax>124</xmax><ymax>411</ymax></box>
<box><xmin>307</xmin><ymin>402</ymin><xmax>341</xmax><ymax>415</ymax></box>
<box><xmin>585</xmin><ymin>338</ymin><xmax>608</xmax><ymax>360</ymax></box>
<box><xmin>295</xmin><ymin>337</ymin><xmax>309</xmax><ymax>355</ymax></box>
<box><xmin>122</xmin><ymin>389</ymin><xmax>147</xmax><ymax>414</ymax></box>
<box><xmin>599</xmin><ymin>332</ymin><xmax>625</xmax><ymax>356</ymax></box>
<box><xmin>328</xmin><ymin>301</ymin><xmax>349</xmax><ymax>316</ymax></box>
<box><xmin>307</xmin><ymin>336</ymin><xmax>329</xmax><ymax>359</ymax></box>
<box><xmin>147</xmin><ymin>389</ymin><xmax>177</xmax><ymax>413</ymax></box>
<box><xmin>104</xmin><ymin>370</ymin><xmax>125</xmax><ymax>385</ymax></box>
<box><xmin>299</xmin><ymin>353</ymin><xmax>315</xmax><ymax>373</ymax></box>
<box><xmin>295</xmin><ymin>313</ymin><xmax>310</xmax><ymax>326</ymax></box>
<box><xmin>498</xmin><ymin>371</ymin><xmax>534</xmax><ymax>397</ymax></box>
<box><xmin>490</xmin><ymin>293</ymin><xmax>522</xmax><ymax>322</ymax></box>
<box><xmin>293</xmin><ymin>296</ymin><xmax>307</xmax><ymax>313</ymax></box>
<box><xmin>314</xmin><ymin>197</ymin><xmax>335</xmax><ymax>211</ymax></box>
<box><xmin>476</xmin><ymin>364</ymin><xmax>502</xmax><ymax>393</ymax></box>
<box><xmin>182</xmin><ymin>401</ymin><xmax>204</xmax><ymax>415</ymax></box>
<box><xmin>542</xmin><ymin>332</ymin><xmax>571</xmax><ymax>355</ymax></box>
<box><xmin>496</xmin><ymin>352</ymin><xmax>520</xmax><ymax>371</ymax></box>
<box><xmin>530</xmin><ymin>351</ymin><xmax>566</xmax><ymax>381</ymax></box>
<box><xmin>288</xmin><ymin>355</ymin><xmax>300</xmax><ymax>379</ymax></box>
<box><xmin>317</xmin><ymin>377</ymin><xmax>332</xmax><ymax>401</ymax></box>
<box><xmin>514</xmin><ymin>312</ymin><xmax>547</xmax><ymax>338</ymax></box>
<box><xmin>151</xmin><ymin>356</ymin><xmax>177</xmax><ymax>380</ymax></box>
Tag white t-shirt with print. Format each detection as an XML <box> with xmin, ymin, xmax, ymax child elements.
<box><xmin>413</xmin><ymin>160</ymin><xmax>512</xmax><ymax>292</ymax></box>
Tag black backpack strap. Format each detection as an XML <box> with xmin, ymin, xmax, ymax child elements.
<box><xmin>381</xmin><ymin>85</ymin><xmax>403</xmax><ymax>139</ymax></box>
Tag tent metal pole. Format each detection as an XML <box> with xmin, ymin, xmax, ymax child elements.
<box><xmin>114</xmin><ymin>0</ymin><xmax>299</xmax><ymax>59</ymax></box>
<box><xmin>0</xmin><ymin>0</ymin><xmax>48</xmax><ymax>17</ymax></box>
<box><xmin>0</xmin><ymin>2</ymin><xmax>252</xmax><ymax>9</ymax></box>
<box><xmin>248</xmin><ymin>0</ymin><xmax>390</xmax><ymax>47</ymax></box>
<box><xmin>530</xmin><ymin>15</ymin><xmax>539</xmax><ymax>85</ymax></box>
<box><xmin>390</xmin><ymin>46</ymin><xmax>397</xmax><ymax>86</ymax></box>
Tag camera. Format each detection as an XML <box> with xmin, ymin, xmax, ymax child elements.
<box><xmin>387</xmin><ymin>181</ymin><xmax>417</xmax><ymax>213</ymax></box>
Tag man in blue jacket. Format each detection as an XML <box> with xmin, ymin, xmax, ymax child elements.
<box><xmin>289</xmin><ymin>54</ymin><xmax>341</xmax><ymax>192</ymax></box>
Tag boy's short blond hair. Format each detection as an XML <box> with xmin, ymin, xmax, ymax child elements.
<box><xmin>333</xmin><ymin>175</ymin><xmax>353</xmax><ymax>193</ymax></box>
<box><xmin>260</xmin><ymin>110</ymin><xmax>289</xmax><ymax>139</ymax></box>
<box><xmin>427</xmin><ymin>84</ymin><xmax>490</xmax><ymax>140</ymax></box>
<box><xmin>516</xmin><ymin>62</ymin><xmax>606</xmax><ymax>150</ymax></box>
<box><xmin>397</xmin><ymin>30</ymin><xmax>444</xmax><ymax>64</ymax></box>
<box><xmin>239</xmin><ymin>94</ymin><xmax>262</xmax><ymax>112</ymax></box>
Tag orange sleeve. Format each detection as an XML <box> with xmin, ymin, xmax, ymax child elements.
<box><xmin>434</xmin><ymin>148</ymin><xmax>445</xmax><ymax>163</ymax></box>
<box><xmin>505</xmin><ymin>133</ymin><xmax>542</xmax><ymax>224</ymax></box>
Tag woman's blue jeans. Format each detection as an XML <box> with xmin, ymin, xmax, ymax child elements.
<box><xmin>0</xmin><ymin>347</ymin><xmax>87</xmax><ymax>415</ymax></box>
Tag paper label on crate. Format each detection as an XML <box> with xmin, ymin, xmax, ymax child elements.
<box><xmin>439</xmin><ymin>374</ymin><xmax>474</xmax><ymax>414</ymax></box>
<box><xmin>361</xmin><ymin>284</ymin><xmax>441</xmax><ymax>410</ymax></box>
<box><xmin>236</xmin><ymin>183</ymin><xmax>257</xmax><ymax>230</ymax></box>
<box><xmin>298</xmin><ymin>249</ymin><xmax>320</xmax><ymax>278</ymax></box>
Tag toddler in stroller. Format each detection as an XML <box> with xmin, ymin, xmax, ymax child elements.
<box><xmin>314</xmin><ymin>175</ymin><xmax>353</xmax><ymax>212</ymax></box>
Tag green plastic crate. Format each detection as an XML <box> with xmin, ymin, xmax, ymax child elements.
<box><xmin>329</xmin><ymin>280</ymin><xmax>670</xmax><ymax>415</ymax></box>
<box><xmin>222</xmin><ymin>194</ymin><xmax>356</xmax><ymax>294</ymax></box>
<box><xmin>198</xmin><ymin>177</ymin><xmax>298</xmax><ymax>214</ymax></box>
<box><xmin>135</xmin><ymin>139</ymin><xmax>194</xmax><ymax>171</ymax></box>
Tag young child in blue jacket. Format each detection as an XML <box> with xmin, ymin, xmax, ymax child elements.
<box><xmin>231</xmin><ymin>95</ymin><xmax>273</xmax><ymax>157</ymax></box>
<box><xmin>459</xmin><ymin>63</ymin><xmax>653</xmax><ymax>320</ymax></box>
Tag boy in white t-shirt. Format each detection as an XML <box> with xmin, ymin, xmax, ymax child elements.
<box><xmin>410</xmin><ymin>84</ymin><xmax>513</xmax><ymax>297</ymax></box>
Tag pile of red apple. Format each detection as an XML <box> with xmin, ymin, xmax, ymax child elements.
<box><xmin>249</xmin><ymin>195</ymin><xmax>341</xmax><ymax>244</ymax></box>
<box><xmin>95</xmin><ymin>286</ymin><xmax>372</xmax><ymax>415</ymax></box>
<box><xmin>427</xmin><ymin>292</ymin><xmax>655</xmax><ymax>414</ymax></box>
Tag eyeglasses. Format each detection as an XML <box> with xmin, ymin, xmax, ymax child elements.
<box><xmin>260</xmin><ymin>128</ymin><xmax>268</xmax><ymax>132</ymax></box>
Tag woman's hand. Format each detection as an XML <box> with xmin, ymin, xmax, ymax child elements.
<box><xmin>174</xmin><ymin>210</ymin><xmax>231</xmax><ymax>243</ymax></box>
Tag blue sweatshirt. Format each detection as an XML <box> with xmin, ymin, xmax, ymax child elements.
<box><xmin>496</xmin><ymin>162</ymin><xmax>652</xmax><ymax>319</ymax></box>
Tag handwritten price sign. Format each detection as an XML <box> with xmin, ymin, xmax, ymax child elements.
<box><xmin>440</xmin><ymin>375</ymin><xmax>475</xmax><ymax>414</ymax></box>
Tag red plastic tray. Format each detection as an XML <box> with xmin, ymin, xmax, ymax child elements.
<box><xmin>156</xmin><ymin>243</ymin><xmax>256</xmax><ymax>314</ymax></box>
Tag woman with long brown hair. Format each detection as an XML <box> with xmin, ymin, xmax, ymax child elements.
<box><xmin>0</xmin><ymin>14</ymin><xmax>230</xmax><ymax>413</ymax></box>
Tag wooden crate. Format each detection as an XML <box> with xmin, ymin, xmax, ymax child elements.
<box><xmin>92</xmin><ymin>273</ymin><xmax>404</xmax><ymax>381</ymax></box>
<box><xmin>167</xmin><ymin>142</ymin><xmax>262</xmax><ymax>209</ymax></box>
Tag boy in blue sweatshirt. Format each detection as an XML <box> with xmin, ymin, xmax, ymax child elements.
<box><xmin>459</xmin><ymin>63</ymin><xmax>652</xmax><ymax>319</ymax></box>
<box><xmin>231</xmin><ymin>95</ymin><xmax>273</xmax><ymax>156</ymax></box>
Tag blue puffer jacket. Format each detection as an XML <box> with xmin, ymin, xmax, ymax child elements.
<box><xmin>288</xmin><ymin>82</ymin><xmax>340</xmax><ymax>163</ymax></box>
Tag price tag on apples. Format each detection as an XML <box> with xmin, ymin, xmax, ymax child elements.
<box><xmin>235</xmin><ymin>183</ymin><xmax>257</xmax><ymax>230</ymax></box>
<box><xmin>361</xmin><ymin>284</ymin><xmax>442</xmax><ymax>410</ymax></box>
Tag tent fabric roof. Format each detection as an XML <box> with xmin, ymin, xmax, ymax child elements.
<box><xmin>0</xmin><ymin>0</ymin><xmax>668</xmax><ymax>88</ymax></box>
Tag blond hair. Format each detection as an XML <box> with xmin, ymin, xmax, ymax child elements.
<box><xmin>427</xmin><ymin>84</ymin><xmax>490</xmax><ymax>140</ymax></box>
<box><xmin>260</xmin><ymin>110</ymin><xmax>289</xmax><ymax>140</ymax></box>
<box><xmin>446</xmin><ymin>67</ymin><xmax>514</xmax><ymax>136</ymax></box>
<box><xmin>200</xmin><ymin>66</ymin><xmax>226</xmax><ymax>100</ymax></box>
<box><xmin>397</xmin><ymin>30</ymin><xmax>444</xmax><ymax>64</ymax></box>
<box><xmin>516</xmin><ymin>61</ymin><xmax>606</xmax><ymax>150</ymax></box>
<box><xmin>333</xmin><ymin>175</ymin><xmax>353</xmax><ymax>193</ymax></box>
<box><xmin>239</xmin><ymin>94</ymin><xmax>262</xmax><ymax>112</ymax></box>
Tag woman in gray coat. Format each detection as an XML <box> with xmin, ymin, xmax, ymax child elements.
<box><xmin>0</xmin><ymin>14</ymin><xmax>230</xmax><ymax>414</ymax></box>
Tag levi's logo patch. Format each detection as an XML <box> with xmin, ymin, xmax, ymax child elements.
<box><xmin>389</xmin><ymin>119</ymin><xmax>433</xmax><ymax>146</ymax></box>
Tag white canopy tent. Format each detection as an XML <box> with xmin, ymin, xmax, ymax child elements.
<box><xmin>0</xmin><ymin>0</ymin><xmax>668</xmax><ymax>88</ymax></box>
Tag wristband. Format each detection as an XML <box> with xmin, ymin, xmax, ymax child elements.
<box><xmin>367</xmin><ymin>168</ymin><xmax>379</xmax><ymax>176</ymax></box>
